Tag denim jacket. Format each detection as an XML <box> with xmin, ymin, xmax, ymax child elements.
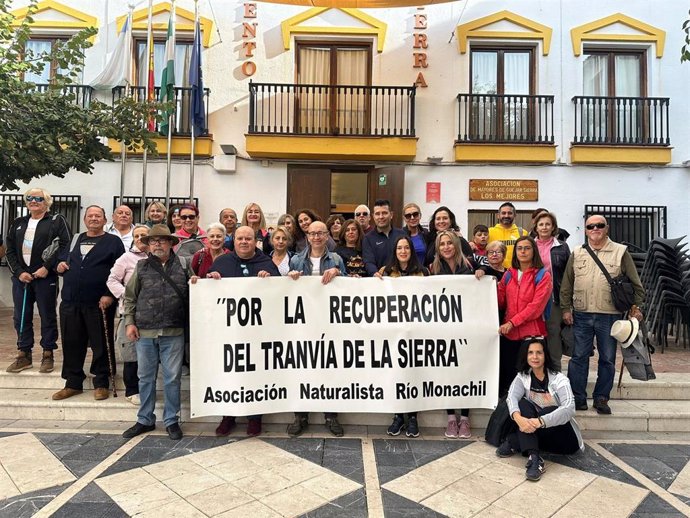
<box><xmin>289</xmin><ymin>247</ymin><xmax>347</xmax><ymax>276</ymax></box>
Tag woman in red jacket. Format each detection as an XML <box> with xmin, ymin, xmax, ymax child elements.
<box><xmin>497</xmin><ymin>236</ymin><xmax>552</xmax><ymax>397</ymax></box>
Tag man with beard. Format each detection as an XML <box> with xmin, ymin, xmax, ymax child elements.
<box><xmin>122</xmin><ymin>225</ymin><xmax>192</xmax><ymax>440</ymax></box>
<box><xmin>488</xmin><ymin>202</ymin><xmax>528</xmax><ymax>268</ymax></box>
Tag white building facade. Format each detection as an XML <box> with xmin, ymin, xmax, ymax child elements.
<box><xmin>4</xmin><ymin>0</ymin><xmax>689</xmax><ymax>246</ymax></box>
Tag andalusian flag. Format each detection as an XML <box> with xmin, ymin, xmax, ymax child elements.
<box><xmin>145</xmin><ymin>14</ymin><xmax>155</xmax><ymax>131</ymax></box>
<box><xmin>159</xmin><ymin>4</ymin><xmax>176</xmax><ymax>135</ymax></box>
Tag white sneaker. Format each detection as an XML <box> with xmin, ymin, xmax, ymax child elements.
<box><xmin>181</xmin><ymin>365</ymin><xmax>190</xmax><ymax>377</ymax></box>
<box><xmin>126</xmin><ymin>394</ymin><xmax>141</xmax><ymax>405</ymax></box>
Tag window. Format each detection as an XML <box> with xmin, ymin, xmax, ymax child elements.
<box><xmin>135</xmin><ymin>40</ymin><xmax>193</xmax><ymax>87</ymax></box>
<box><xmin>296</xmin><ymin>42</ymin><xmax>372</xmax><ymax>134</ymax></box>
<box><xmin>582</xmin><ymin>50</ymin><xmax>646</xmax><ymax>142</ymax></box>
<box><xmin>584</xmin><ymin>204</ymin><xmax>665</xmax><ymax>251</ymax></box>
<box><xmin>23</xmin><ymin>37</ymin><xmax>83</xmax><ymax>84</ymax></box>
<box><xmin>470</xmin><ymin>47</ymin><xmax>534</xmax><ymax>140</ymax></box>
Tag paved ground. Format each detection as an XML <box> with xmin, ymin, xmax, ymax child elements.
<box><xmin>2</xmin><ymin>268</ymin><xmax>690</xmax><ymax>517</ymax></box>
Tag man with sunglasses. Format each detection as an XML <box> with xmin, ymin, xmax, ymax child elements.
<box><xmin>176</xmin><ymin>204</ymin><xmax>205</xmax><ymax>240</ymax></box>
<box><xmin>204</xmin><ymin>226</ymin><xmax>280</xmax><ymax>437</ymax></box>
<box><xmin>5</xmin><ymin>188</ymin><xmax>71</xmax><ymax>374</ymax></box>
<box><xmin>354</xmin><ymin>204</ymin><xmax>373</xmax><ymax>234</ymax></box>
<box><xmin>560</xmin><ymin>215</ymin><xmax>644</xmax><ymax>415</ymax></box>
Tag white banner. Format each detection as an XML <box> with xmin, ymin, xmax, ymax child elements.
<box><xmin>190</xmin><ymin>276</ymin><xmax>499</xmax><ymax>417</ymax></box>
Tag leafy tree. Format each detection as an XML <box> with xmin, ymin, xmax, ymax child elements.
<box><xmin>683</xmin><ymin>11</ymin><xmax>690</xmax><ymax>63</ymax></box>
<box><xmin>0</xmin><ymin>0</ymin><xmax>162</xmax><ymax>191</ymax></box>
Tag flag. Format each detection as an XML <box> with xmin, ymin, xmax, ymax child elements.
<box><xmin>145</xmin><ymin>4</ymin><xmax>156</xmax><ymax>131</ymax></box>
<box><xmin>90</xmin><ymin>12</ymin><xmax>132</xmax><ymax>89</ymax></box>
<box><xmin>189</xmin><ymin>19</ymin><xmax>205</xmax><ymax>136</ymax></box>
<box><xmin>159</xmin><ymin>5</ymin><xmax>176</xmax><ymax>135</ymax></box>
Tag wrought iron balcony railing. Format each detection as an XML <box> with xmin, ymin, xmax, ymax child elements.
<box><xmin>112</xmin><ymin>86</ymin><xmax>210</xmax><ymax>136</ymax></box>
<box><xmin>248</xmin><ymin>81</ymin><xmax>416</xmax><ymax>137</ymax></box>
<box><xmin>457</xmin><ymin>93</ymin><xmax>555</xmax><ymax>144</ymax></box>
<box><xmin>572</xmin><ymin>96</ymin><xmax>670</xmax><ymax>146</ymax></box>
<box><xmin>32</xmin><ymin>84</ymin><xmax>93</xmax><ymax>109</ymax></box>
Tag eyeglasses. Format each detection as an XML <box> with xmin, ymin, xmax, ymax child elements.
<box><xmin>586</xmin><ymin>223</ymin><xmax>606</xmax><ymax>230</ymax></box>
<box><xmin>307</xmin><ymin>231</ymin><xmax>328</xmax><ymax>238</ymax></box>
<box><xmin>25</xmin><ymin>195</ymin><xmax>45</xmax><ymax>202</ymax></box>
<box><xmin>355</xmin><ymin>212</ymin><xmax>369</xmax><ymax>217</ymax></box>
<box><xmin>179</xmin><ymin>214</ymin><xmax>197</xmax><ymax>220</ymax></box>
<box><xmin>148</xmin><ymin>238</ymin><xmax>171</xmax><ymax>245</ymax></box>
<box><xmin>404</xmin><ymin>212</ymin><xmax>420</xmax><ymax>220</ymax></box>
<box><xmin>487</xmin><ymin>250</ymin><xmax>503</xmax><ymax>255</ymax></box>
<box><xmin>240</xmin><ymin>264</ymin><xmax>249</xmax><ymax>277</ymax></box>
<box><xmin>515</xmin><ymin>246</ymin><xmax>533</xmax><ymax>251</ymax></box>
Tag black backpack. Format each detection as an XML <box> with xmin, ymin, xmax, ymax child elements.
<box><xmin>484</xmin><ymin>397</ymin><xmax>518</xmax><ymax>446</ymax></box>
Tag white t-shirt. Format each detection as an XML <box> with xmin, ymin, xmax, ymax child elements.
<box><xmin>22</xmin><ymin>218</ymin><xmax>40</xmax><ymax>264</ymax></box>
<box><xmin>310</xmin><ymin>257</ymin><xmax>321</xmax><ymax>275</ymax></box>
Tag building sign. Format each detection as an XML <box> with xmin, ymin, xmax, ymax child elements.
<box><xmin>190</xmin><ymin>276</ymin><xmax>499</xmax><ymax>417</ymax></box>
<box><xmin>469</xmin><ymin>179</ymin><xmax>538</xmax><ymax>201</ymax></box>
<box><xmin>412</xmin><ymin>7</ymin><xmax>428</xmax><ymax>87</ymax></box>
<box><xmin>426</xmin><ymin>181</ymin><xmax>441</xmax><ymax>203</ymax></box>
<box><xmin>241</xmin><ymin>3</ymin><xmax>258</xmax><ymax>76</ymax></box>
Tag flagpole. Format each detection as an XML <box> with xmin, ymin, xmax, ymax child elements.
<box><xmin>142</xmin><ymin>0</ymin><xmax>154</xmax><ymax>220</ymax></box>
<box><xmin>119</xmin><ymin>6</ymin><xmax>134</xmax><ymax>207</ymax></box>
<box><xmin>189</xmin><ymin>0</ymin><xmax>198</xmax><ymax>204</ymax></box>
<box><xmin>165</xmin><ymin>0</ymin><xmax>175</xmax><ymax>210</ymax></box>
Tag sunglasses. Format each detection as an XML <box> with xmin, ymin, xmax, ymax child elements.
<box><xmin>586</xmin><ymin>223</ymin><xmax>606</xmax><ymax>230</ymax></box>
<box><xmin>355</xmin><ymin>212</ymin><xmax>369</xmax><ymax>217</ymax></box>
<box><xmin>404</xmin><ymin>212</ymin><xmax>420</xmax><ymax>220</ymax></box>
<box><xmin>25</xmin><ymin>195</ymin><xmax>45</xmax><ymax>202</ymax></box>
<box><xmin>179</xmin><ymin>214</ymin><xmax>197</xmax><ymax>220</ymax></box>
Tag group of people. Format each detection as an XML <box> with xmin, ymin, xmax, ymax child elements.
<box><xmin>4</xmin><ymin>189</ymin><xmax>645</xmax><ymax>481</ymax></box>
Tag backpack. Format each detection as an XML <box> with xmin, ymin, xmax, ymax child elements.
<box><xmin>484</xmin><ymin>397</ymin><xmax>518</xmax><ymax>446</ymax></box>
<box><xmin>502</xmin><ymin>267</ymin><xmax>551</xmax><ymax>321</ymax></box>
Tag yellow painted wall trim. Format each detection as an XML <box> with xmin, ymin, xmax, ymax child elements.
<box><xmin>570</xmin><ymin>145</ymin><xmax>671</xmax><ymax>165</ymax></box>
<box><xmin>109</xmin><ymin>136</ymin><xmax>213</xmax><ymax>157</ymax></box>
<box><xmin>454</xmin><ymin>143</ymin><xmax>556</xmax><ymax>163</ymax></box>
<box><xmin>10</xmin><ymin>0</ymin><xmax>97</xmax><ymax>40</ymax></box>
<box><xmin>117</xmin><ymin>2</ymin><xmax>213</xmax><ymax>47</ymax></box>
<box><xmin>456</xmin><ymin>10</ymin><xmax>552</xmax><ymax>55</ymax></box>
<box><xmin>246</xmin><ymin>135</ymin><xmax>416</xmax><ymax>161</ymax></box>
<box><xmin>281</xmin><ymin>7</ymin><xmax>387</xmax><ymax>52</ymax></box>
<box><xmin>570</xmin><ymin>13</ymin><xmax>665</xmax><ymax>58</ymax></box>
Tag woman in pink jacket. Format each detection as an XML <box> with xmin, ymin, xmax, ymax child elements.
<box><xmin>497</xmin><ymin>235</ymin><xmax>552</xmax><ymax>397</ymax></box>
<box><xmin>107</xmin><ymin>225</ymin><xmax>150</xmax><ymax>404</ymax></box>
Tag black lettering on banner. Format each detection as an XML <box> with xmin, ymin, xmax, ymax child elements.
<box><xmin>226</xmin><ymin>297</ymin><xmax>263</xmax><ymax>326</ymax></box>
<box><xmin>370</xmin><ymin>339</ymin><xmax>392</xmax><ymax>368</ymax></box>
<box><xmin>203</xmin><ymin>384</ymin><xmax>287</xmax><ymax>403</ymax></box>
<box><xmin>224</xmin><ymin>343</ymin><xmax>256</xmax><ymax>372</ymax></box>
<box><xmin>397</xmin><ymin>338</ymin><xmax>459</xmax><ymax>368</ymax></box>
<box><xmin>261</xmin><ymin>337</ymin><xmax>339</xmax><ymax>369</ymax></box>
<box><xmin>284</xmin><ymin>296</ymin><xmax>305</xmax><ymax>324</ymax></box>
<box><xmin>343</xmin><ymin>340</ymin><xmax>365</xmax><ymax>368</ymax></box>
<box><xmin>328</xmin><ymin>293</ymin><xmax>462</xmax><ymax>325</ymax></box>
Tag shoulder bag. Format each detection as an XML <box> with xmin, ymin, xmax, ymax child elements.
<box><xmin>583</xmin><ymin>244</ymin><xmax>635</xmax><ymax>313</ymax></box>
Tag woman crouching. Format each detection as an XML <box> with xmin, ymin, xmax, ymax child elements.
<box><xmin>497</xmin><ymin>338</ymin><xmax>584</xmax><ymax>481</ymax></box>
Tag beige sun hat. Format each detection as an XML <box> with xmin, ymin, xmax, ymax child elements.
<box><xmin>140</xmin><ymin>224</ymin><xmax>180</xmax><ymax>246</ymax></box>
<box><xmin>610</xmin><ymin>318</ymin><xmax>640</xmax><ymax>348</ymax></box>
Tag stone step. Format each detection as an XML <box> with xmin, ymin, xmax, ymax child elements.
<box><xmin>1</xmin><ymin>365</ymin><xmax>687</xmax><ymax>401</ymax></box>
<box><xmin>0</xmin><ymin>388</ymin><xmax>689</xmax><ymax>432</ymax></box>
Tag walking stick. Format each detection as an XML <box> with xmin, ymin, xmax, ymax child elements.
<box><xmin>101</xmin><ymin>307</ymin><xmax>118</xmax><ymax>397</ymax></box>
<box><xmin>19</xmin><ymin>283</ymin><xmax>28</xmax><ymax>342</ymax></box>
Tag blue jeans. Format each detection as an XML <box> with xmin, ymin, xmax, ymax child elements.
<box><xmin>567</xmin><ymin>312</ymin><xmax>619</xmax><ymax>404</ymax></box>
<box><xmin>136</xmin><ymin>335</ymin><xmax>184</xmax><ymax>427</ymax></box>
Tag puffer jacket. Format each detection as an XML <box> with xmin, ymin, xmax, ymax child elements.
<box><xmin>497</xmin><ymin>267</ymin><xmax>553</xmax><ymax>340</ymax></box>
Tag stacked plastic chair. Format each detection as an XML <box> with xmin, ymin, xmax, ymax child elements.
<box><xmin>640</xmin><ymin>237</ymin><xmax>690</xmax><ymax>351</ymax></box>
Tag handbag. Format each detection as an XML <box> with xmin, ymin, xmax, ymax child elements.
<box><xmin>583</xmin><ymin>244</ymin><xmax>635</xmax><ymax>313</ymax></box>
<box><xmin>484</xmin><ymin>397</ymin><xmax>517</xmax><ymax>446</ymax></box>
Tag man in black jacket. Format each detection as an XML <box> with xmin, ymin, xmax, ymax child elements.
<box><xmin>52</xmin><ymin>206</ymin><xmax>124</xmax><ymax>401</ymax></box>
<box><xmin>5</xmin><ymin>188</ymin><xmax>71</xmax><ymax>374</ymax></box>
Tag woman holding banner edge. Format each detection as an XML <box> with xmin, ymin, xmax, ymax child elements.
<box><xmin>377</xmin><ymin>235</ymin><xmax>429</xmax><ymax>438</ymax></box>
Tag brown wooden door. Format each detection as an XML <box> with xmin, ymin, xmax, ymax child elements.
<box><xmin>287</xmin><ymin>167</ymin><xmax>332</xmax><ymax>220</ymax></box>
<box><xmin>369</xmin><ymin>166</ymin><xmax>404</xmax><ymax>228</ymax></box>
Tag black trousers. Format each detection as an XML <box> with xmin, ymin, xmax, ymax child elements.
<box><xmin>506</xmin><ymin>398</ymin><xmax>580</xmax><ymax>455</ymax></box>
<box><xmin>60</xmin><ymin>303</ymin><xmax>116</xmax><ymax>390</ymax></box>
<box><xmin>12</xmin><ymin>275</ymin><xmax>59</xmax><ymax>351</ymax></box>
<box><xmin>123</xmin><ymin>361</ymin><xmax>139</xmax><ymax>397</ymax></box>
<box><xmin>499</xmin><ymin>338</ymin><xmax>522</xmax><ymax>397</ymax></box>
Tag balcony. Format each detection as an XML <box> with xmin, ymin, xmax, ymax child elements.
<box><xmin>246</xmin><ymin>82</ymin><xmax>418</xmax><ymax>161</ymax></box>
<box><xmin>571</xmin><ymin>96</ymin><xmax>671</xmax><ymax>165</ymax></box>
<box><xmin>454</xmin><ymin>93</ymin><xmax>556</xmax><ymax>163</ymax></box>
<box><xmin>32</xmin><ymin>84</ymin><xmax>93</xmax><ymax>109</ymax></box>
<box><xmin>109</xmin><ymin>85</ymin><xmax>212</xmax><ymax>157</ymax></box>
